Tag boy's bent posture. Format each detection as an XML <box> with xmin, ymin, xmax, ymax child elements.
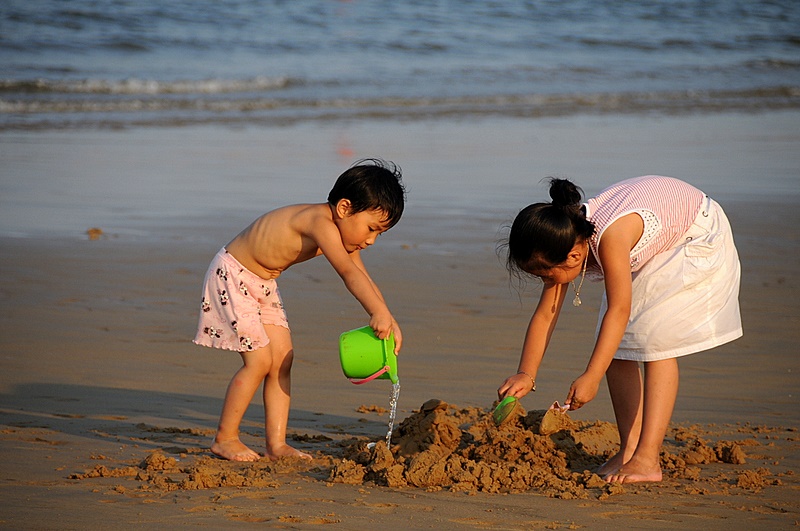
<box><xmin>194</xmin><ymin>159</ymin><xmax>406</xmax><ymax>461</ymax></box>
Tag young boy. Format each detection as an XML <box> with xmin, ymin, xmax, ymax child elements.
<box><xmin>193</xmin><ymin>159</ymin><xmax>405</xmax><ymax>461</ymax></box>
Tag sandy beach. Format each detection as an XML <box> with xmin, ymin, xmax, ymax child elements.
<box><xmin>1</xmin><ymin>111</ymin><xmax>799</xmax><ymax>528</ymax></box>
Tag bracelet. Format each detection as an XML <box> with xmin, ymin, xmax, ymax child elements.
<box><xmin>517</xmin><ymin>371</ymin><xmax>536</xmax><ymax>392</ymax></box>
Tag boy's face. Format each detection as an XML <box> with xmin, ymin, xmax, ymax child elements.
<box><xmin>336</xmin><ymin>204</ymin><xmax>391</xmax><ymax>252</ymax></box>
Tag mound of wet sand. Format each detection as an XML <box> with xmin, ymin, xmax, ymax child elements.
<box><xmin>67</xmin><ymin>399</ymin><xmax>787</xmax><ymax>501</ymax></box>
<box><xmin>330</xmin><ymin>398</ymin><xmax>619</xmax><ymax>498</ymax></box>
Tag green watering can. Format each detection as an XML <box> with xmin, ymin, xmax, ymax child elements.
<box><xmin>338</xmin><ymin>326</ymin><xmax>398</xmax><ymax>385</ymax></box>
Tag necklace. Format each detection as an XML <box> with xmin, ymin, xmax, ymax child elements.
<box><xmin>571</xmin><ymin>244</ymin><xmax>588</xmax><ymax>307</ymax></box>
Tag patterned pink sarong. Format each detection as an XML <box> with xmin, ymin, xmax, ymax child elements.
<box><xmin>193</xmin><ymin>248</ymin><xmax>289</xmax><ymax>352</ymax></box>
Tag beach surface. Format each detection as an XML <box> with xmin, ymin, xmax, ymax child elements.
<box><xmin>1</xmin><ymin>111</ymin><xmax>799</xmax><ymax>528</ymax></box>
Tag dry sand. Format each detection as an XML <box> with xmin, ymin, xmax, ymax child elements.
<box><xmin>1</xmin><ymin>112</ymin><xmax>799</xmax><ymax>528</ymax></box>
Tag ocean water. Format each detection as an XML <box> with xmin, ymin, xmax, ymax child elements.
<box><xmin>1</xmin><ymin>0</ymin><xmax>799</xmax><ymax>130</ymax></box>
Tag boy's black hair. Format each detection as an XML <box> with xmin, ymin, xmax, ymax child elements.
<box><xmin>327</xmin><ymin>158</ymin><xmax>406</xmax><ymax>228</ymax></box>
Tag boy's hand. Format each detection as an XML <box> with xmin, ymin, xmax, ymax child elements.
<box><xmin>390</xmin><ymin>319</ymin><xmax>402</xmax><ymax>354</ymax></box>
<box><xmin>370</xmin><ymin>313</ymin><xmax>402</xmax><ymax>353</ymax></box>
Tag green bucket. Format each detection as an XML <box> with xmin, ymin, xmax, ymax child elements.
<box><xmin>339</xmin><ymin>326</ymin><xmax>398</xmax><ymax>384</ymax></box>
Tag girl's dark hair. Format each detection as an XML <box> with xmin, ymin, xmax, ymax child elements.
<box><xmin>327</xmin><ymin>158</ymin><xmax>406</xmax><ymax>228</ymax></box>
<box><xmin>506</xmin><ymin>178</ymin><xmax>595</xmax><ymax>276</ymax></box>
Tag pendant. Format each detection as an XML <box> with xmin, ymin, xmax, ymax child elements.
<box><xmin>572</xmin><ymin>295</ymin><xmax>582</xmax><ymax>307</ymax></box>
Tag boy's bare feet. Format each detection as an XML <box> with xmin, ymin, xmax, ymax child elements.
<box><xmin>265</xmin><ymin>443</ymin><xmax>313</xmax><ymax>461</ymax></box>
<box><xmin>211</xmin><ymin>437</ymin><xmax>261</xmax><ymax>462</ymax></box>
<box><xmin>604</xmin><ymin>455</ymin><xmax>662</xmax><ymax>483</ymax></box>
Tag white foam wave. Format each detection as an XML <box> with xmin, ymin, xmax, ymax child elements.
<box><xmin>0</xmin><ymin>76</ymin><xmax>292</xmax><ymax>95</ymax></box>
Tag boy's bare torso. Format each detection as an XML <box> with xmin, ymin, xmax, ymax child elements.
<box><xmin>225</xmin><ymin>203</ymin><xmax>331</xmax><ymax>280</ymax></box>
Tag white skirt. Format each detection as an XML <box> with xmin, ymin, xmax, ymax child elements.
<box><xmin>597</xmin><ymin>196</ymin><xmax>742</xmax><ymax>361</ymax></box>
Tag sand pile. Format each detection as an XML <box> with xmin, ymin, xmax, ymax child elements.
<box><xmin>328</xmin><ymin>399</ymin><xmax>769</xmax><ymax>498</ymax></box>
<box><xmin>67</xmin><ymin>399</ymin><xmax>786</xmax><ymax>500</ymax></box>
<box><xmin>329</xmin><ymin>398</ymin><xmax>620</xmax><ymax>498</ymax></box>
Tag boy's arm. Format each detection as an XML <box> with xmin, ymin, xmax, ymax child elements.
<box><xmin>350</xmin><ymin>250</ymin><xmax>403</xmax><ymax>351</ymax></box>
<box><xmin>306</xmin><ymin>216</ymin><xmax>397</xmax><ymax>344</ymax></box>
<box><xmin>349</xmin><ymin>250</ymin><xmax>385</xmax><ymax>301</ymax></box>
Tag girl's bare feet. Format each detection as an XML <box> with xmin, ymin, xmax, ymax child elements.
<box><xmin>604</xmin><ymin>455</ymin><xmax>662</xmax><ymax>483</ymax></box>
<box><xmin>595</xmin><ymin>452</ymin><xmax>625</xmax><ymax>477</ymax></box>
<box><xmin>265</xmin><ymin>443</ymin><xmax>312</xmax><ymax>461</ymax></box>
<box><xmin>211</xmin><ymin>437</ymin><xmax>261</xmax><ymax>462</ymax></box>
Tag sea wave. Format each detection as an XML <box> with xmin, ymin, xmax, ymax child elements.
<box><xmin>1</xmin><ymin>86</ymin><xmax>798</xmax><ymax>130</ymax></box>
<box><xmin>0</xmin><ymin>76</ymin><xmax>294</xmax><ymax>95</ymax></box>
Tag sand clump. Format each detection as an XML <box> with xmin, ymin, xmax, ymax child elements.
<box><xmin>330</xmin><ymin>398</ymin><xmax>619</xmax><ymax>498</ymax></box>
<box><xmin>67</xmin><ymin>399</ymin><xmax>789</xmax><ymax>501</ymax></box>
<box><xmin>328</xmin><ymin>399</ymin><xmax>780</xmax><ymax>499</ymax></box>
<box><xmin>71</xmin><ymin>451</ymin><xmax>303</xmax><ymax>492</ymax></box>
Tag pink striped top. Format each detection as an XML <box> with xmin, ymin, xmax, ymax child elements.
<box><xmin>585</xmin><ymin>175</ymin><xmax>705</xmax><ymax>273</ymax></box>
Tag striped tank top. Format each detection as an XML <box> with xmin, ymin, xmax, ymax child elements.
<box><xmin>584</xmin><ymin>175</ymin><xmax>705</xmax><ymax>273</ymax></box>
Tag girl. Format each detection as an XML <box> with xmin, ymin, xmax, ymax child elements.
<box><xmin>497</xmin><ymin>175</ymin><xmax>742</xmax><ymax>483</ymax></box>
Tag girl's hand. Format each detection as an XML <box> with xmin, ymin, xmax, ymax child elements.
<box><xmin>565</xmin><ymin>371</ymin><xmax>601</xmax><ymax>410</ymax></box>
<box><xmin>497</xmin><ymin>372</ymin><xmax>535</xmax><ymax>400</ymax></box>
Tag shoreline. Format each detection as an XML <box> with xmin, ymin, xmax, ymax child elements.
<box><xmin>2</xmin><ymin>110</ymin><xmax>799</xmax><ymax>240</ymax></box>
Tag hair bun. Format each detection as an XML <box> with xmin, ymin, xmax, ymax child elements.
<box><xmin>548</xmin><ymin>178</ymin><xmax>583</xmax><ymax>207</ymax></box>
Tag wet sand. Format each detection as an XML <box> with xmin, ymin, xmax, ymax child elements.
<box><xmin>1</xmin><ymin>112</ymin><xmax>799</xmax><ymax>528</ymax></box>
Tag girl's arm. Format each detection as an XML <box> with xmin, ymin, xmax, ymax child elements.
<box><xmin>565</xmin><ymin>214</ymin><xmax>639</xmax><ymax>408</ymax></box>
<box><xmin>498</xmin><ymin>281</ymin><xmax>568</xmax><ymax>399</ymax></box>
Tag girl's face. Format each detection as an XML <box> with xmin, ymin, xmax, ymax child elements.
<box><xmin>336</xmin><ymin>205</ymin><xmax>390</xmax><ymax>252</ymax></box>
<box><xmin>526</xmin><ymin>242</ymin><xmax>588</xmax><ymax>285</ymax></box>
<box><xmin>528</xmin><ymin>263</ymin><xmax>582</xmax><ymax>285</ymax></box>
